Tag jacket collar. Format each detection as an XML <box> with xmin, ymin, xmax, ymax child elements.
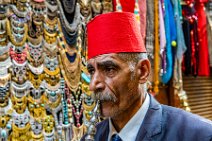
<box><xmin>135</xmin><ymin>94</ymin><xmax>162</xmax><ymax>140</ymax></box>
<box><xmin>96</xmin><ymin>119</ymin><xmax>109</xmax><ymax>141</ymax></box>
<box><xmin>96</xmin><ymin>94</ymin><xmax>162</xmax><ymax>141</ymax></box>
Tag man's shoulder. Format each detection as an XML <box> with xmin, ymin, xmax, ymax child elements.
<box><xmin>162</xmin><ymin>104</ymin><xmax>212</xmax><ymax>125</ymax></box>
<box><xmin>161</xmin><ymin>104</ymin><xmax>212</xmax><ymax>139</ymax></box>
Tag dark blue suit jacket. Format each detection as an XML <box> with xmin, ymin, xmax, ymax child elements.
<box><xmin>81</xmin><ymin>94</ymin><xmax>212</xmax><ymax>141</ymax></box>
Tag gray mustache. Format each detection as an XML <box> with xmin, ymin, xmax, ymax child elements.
<box><xmin>94</xmin><ymin>92</ymin><xmax>117</xmax><ymax>103</ymax></box>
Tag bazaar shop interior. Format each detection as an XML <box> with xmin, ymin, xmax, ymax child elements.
<box><xmin>0</xmin><ymin>0</ymin><xmax>211</xmax><ymax>140</ymax></box>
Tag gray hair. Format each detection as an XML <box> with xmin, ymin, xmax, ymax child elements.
<box><xmin>117</xmin><ymin>52</ymin><xmax>148</xmax><ymax>72</ymax></box>
<box><xmin>117</xmin><ymin>53</ymin><xmax>148</xmax><ymax>93</ymax></box>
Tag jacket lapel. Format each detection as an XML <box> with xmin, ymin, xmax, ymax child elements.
<box><xmin>135</xmin><ymin>94</ymin><xmax>162</xmax><ymax>141</ymax></box>
<box><xmin>96</xmin><ymin>119</ymin><xmax>109</xmax><ymax>141</ymax></box>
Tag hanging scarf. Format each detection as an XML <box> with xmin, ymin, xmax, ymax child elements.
<box><xmin>171</xmin><ymin>0</ymin><xmax>189</xmax><ymax>110</ymax></box>
<box><xmin>161</xmin><ymin>0</ymin><xmax>176</xmax><ymax>84</ymax></box>
<box><xmin>113</xmin><ymin>0</ymin><xmax>135</xmax><ymax>12</ymax></box>
<box><xmin>138</xmin><ymin>0</ymin><xmax>146</xmax><ymax>39</ymax></box>
<box><xmin>159</xmin><ymin>0</ymin><xmax>166</xmax><ymax>56</ymax></box>
<box><xmin>146</xmin><ymin>0</ymin><xmax>155</xmax><ymax>59</ymax></box>
<box><xmin>182</xmin><ymin>5</ymin><xmax>199</xmax><ymax>76</ymax></box>
<box><xmin>195</xmin><ymin>2</ymin><xmax>210</xmax><ymax>76</ymax></box>
<box><xmin>206</xmin><ymin>1</ymin><xmax>212</xmax><ymax>66</ymax></box>
<box><xmin>172</xmin><ymin>0</ymin><xmax>187</xmax><ymax>59</ymax></box>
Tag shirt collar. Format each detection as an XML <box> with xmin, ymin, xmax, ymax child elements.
<box><xmin>108</xmin><ymin>93</ymin><xmax>150</xmax><ymax>141</ymax></box>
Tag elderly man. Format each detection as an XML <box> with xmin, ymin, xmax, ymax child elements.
<box><xmin>82</xmin><ymin>12</ymin><xmax>212</xmax><ymax>141</ymax></box>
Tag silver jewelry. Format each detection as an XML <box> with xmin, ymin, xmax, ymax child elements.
<box><xmin>12</xmin><ymin>108</ymin><xmax>30</xmax><ymax>128</ymax></box>
<box><xmin>29</xmin><ymin>83</ymin><xmax>45</xmax><ymax>99</ymax></box>
<box><xmin>43</xmin><ymin>128</ymin><xmax>55</xmax><ymax>141</ymax></box>
<box><xmin>85</xmin><ymin>100</ymin><xmax>100</xmax><ymax>141</ymax></box>
<box><xmin>11</xmin><ymin>59</ymin><xmax>27</xmax><ymax>82</ymax></box>
<box><xmin>28</xmin><ymin>63</ymin><xmax>44</xmax><ymax>75</ymax></box>
<box><xmin>45</xmin><ymin>0</ymin><xmax>58</xmax><ymax>13</ymax></box>
<box><xmin>10</xmin><ymin>5</ymin><xmax>29</xmax><ymax>18</ymax></box>
<box><xmin>30</xmin><ymin>118</ymin><xmax>43</xmax><ymax>135</ymax></box>
<box><xmin>43</xmin><ymin>38</ymin><xmax>58</xmax><ymax>52</ymax></box>
<box><xmin>57</xmin><ymin>0</ymin><xmax>81</xmax><ymax>35</ymax></box>
<box><xmin>0</xmin><ymin>98</ymin><xmax>12</xmax><ymax>114</ymax></box>
<box><xmin>44</xmin><ymin>56</ymin><xmax>58</xmax><ymax>71</ymax></box>
<box><xmin>0</xmin><ymin>57</ymin><xmax>11</xmax><ymax>77</ymax></box>
<box><xmin>0</xmin><ymin>56</ymin><xmax>12</xmax><ymax>69</ymax></box>
<box><xmin>11</xmin><ymin>81</ymin><xmax>31</xmax><ymax>98</ymax></box>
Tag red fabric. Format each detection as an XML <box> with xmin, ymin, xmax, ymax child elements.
<box><xmin>113</xmin><ymin>0</ymin><xmax>146</xmax><ymax>39</ymax></box>
<box><xmin>195</xmin><ymin>3</ymin><xmax>210</xmax><ymax>76</ymax></box>
<box><xmin>138</xmin><ymin>0</ymin><xmax>146</xmax><ymax>39</ymax></box>
<box><xmin>87</xmin><ymin>12</ymin><xmax>146</xmax><ymax>59</ymax></box>
<box><xmin>195</xmin><ymin>0</ymin><xmax>208</xmax><ymax>3</ymax></box>
<box><xmin>113</xmin><ymin>0</ymin><xmax>135</xmax><ymax>12</ymax></box>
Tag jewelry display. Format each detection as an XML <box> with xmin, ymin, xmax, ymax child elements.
<box><xmin>10</xmin><ymin>4</ymin><xmax>29</xmax><ymax>18</ymax></box>
<box><xmin>82</xmin><ymin>85</ymin><xmax>95</xmax><ymax>121</ymax></box>
<box><xmin>11</xmin><ymin>109</ymin><xmax>31</xmax><ymax>141</ymax></box>
<box><xmin>8</xmin><ymin>11</ymin><xmax>28</xmax><ymax>47</ymax></box>
<box><xmin>0</xmin><ymin>56</ymin><xmax>12</xmax><ymax>76</ymax></box>
<box><xmin>30</xmin><ymin>0</ymin><xmax>46</xmax><ymax>16</ymax></box>
<box><xmin>0</xmin><ymin>108</ymin><xmax>12</xmax><ymax>140</ymax></box>
<box><xmin>0</xmin><ymin>1</ymin><xmax>108</xmax><ymax>140</ymax></box>
<box><xmin>78</xmin><ymin>0</ymin><xmax>92</xmax><ymax>23</ymax></box>
<box><xmin>91</xmin><ymin>0</ymin><xmax>102</xmax><ymax>17</ymax></box>
<box><xmin>57</xmin><ymin>0</ymin><xmax>80</xmax><ymax>33</ymax></box>
<box><xmin>45</xmin><ymin>0</ymin><xmax>58</xmax><ymax>19</ymax></box>
<box><xmin>28</xmin><ymin>70</ymin><xmax>44</xmax><ymax>89</ymax></box>
<box><xmin>28</xmin><ymin>13</ymin><xmax>44</xmax><ymax>38</ymax></box>
<box><xmin>28</xmin><ymin>94</ymin><xmax>45</xmax><ymax>119</ymax></box>
<box><xmin>44</xmin><ymin>66</ymin><xmax>60</xmax><ymax>86</ymax></box>
<box><xmin>10</xmin><ymin>44</ymin><xmax>27</xmax><ymax>64</ymax></box>
<box><xmin>71</xmin><ymin>86</ymin><xmax>84</xmax><ymax>127</ymax></box>
<box><xmin>28</xmin><ymin>83</ymin><xmax>46</xmax><ymax>120</ymax></box>
<box><xmin>27</xmin><ymin>35</ymin><xmax>42</xmax><ymax>46</ymax></box>
<box><xmin>11</xmin><ymin>95</ymin><xmax>27</xmax><ymax>114</ymax></box>
<box><xmin>0</xmin><ymin>8</ymin><xmax>8</xmax><ymax>46</ymax></box>
<box><xmin>59</xmin><ymin>47</ymin><xmax>81</xmax><ymax>92</ymax></box>
<box><xmin>43</xmin><ymin>27</ymin><xmax>58</xmax><ymax>45</ymax></box>
<box><xmin>0</xmin><ymin>44</ymin><xmax>10</xmax><ymax>56</ymax></box>
<box><xmin>11</xmin><ymin>59</ymin><xmax>27</xmax><ymax>84</ymax></box>
<box><xmin>102</xmin><ymin>0</ymin><xmax>113</xmax><ymax>13</ymax></box>
<box><xmin>72</xmin><ymin>124</ymin><xmax>85</xmax><ymax>141</ymax></box>
<box><xmin>42</xmin><ymin>115</ymin><xmax>55</xmax><ymax>141</ymax></box>
<box><xmin>10</xmin><ymin>81</ymin><xmax>31</xmax><ymax>98</ymax></box>
<box><xmin>57</xmin><ymin>0</ymin><xmax>80</xmax><ymax>46</ymax></box>
<box><xmin>60</xmin><ymin>79</ymin><xmax>69</xmax><ymax>125</ymax></box>
<box><xmin>0</xmin><ymin>82</ymin><xmax>10</xmax><ymax>108</ymax></box>
<box><xmin>85</xmin><ymin>100</ymin><xmax>100</xmax><ymax>141</ymax></box>
<box><xmin>30</xmin><ymin>118</ymin><xmax>44</xmax><ymax>141</ymax></box>
<box><xmin>28</xmin><ymin>41</ymin><xmax>44</xmax><ymax>67</ymax></box>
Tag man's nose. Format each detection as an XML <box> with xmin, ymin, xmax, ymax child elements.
<box><xmin>89</xmin><ymin>71</ymin><xmax>105</xmax><ymax>92</ymax></box>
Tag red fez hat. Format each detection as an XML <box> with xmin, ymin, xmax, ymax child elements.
<box><xmin>87</xmin><ymin>12</ymin><xmax>146</xmax><ymax>59</ymax></box>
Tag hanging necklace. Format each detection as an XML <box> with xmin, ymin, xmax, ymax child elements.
<box><xmin>57</xmin><ymin>0</ymin><xmax>80</xmax><ymax>35</ymax></box>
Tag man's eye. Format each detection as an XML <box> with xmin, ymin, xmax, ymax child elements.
<box><xmin>88</xmin><ymin>69</ymin><xmax>95</xmax><ymax>75</ymax></box>
<box><xmin>105</xmin><ymin>67</ymin><xmax>116</xmax><ymax>75</ymax></box>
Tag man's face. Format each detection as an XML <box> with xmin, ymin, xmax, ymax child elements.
<box><xmin>87</xmin><ymin>54</ymin><xmax>140</xmax><ymax>118</ymax></box>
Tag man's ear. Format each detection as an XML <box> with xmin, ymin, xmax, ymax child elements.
<box><xmin>136</xmin><ymin>59</ymin><xmax>151</xmax><ymax>84</ymax></box>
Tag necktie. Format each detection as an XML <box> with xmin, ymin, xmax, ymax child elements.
<box><xmin>111</xmin><ymin>134</ymin><xmax>122</xmax><ymax>141</ymax></box>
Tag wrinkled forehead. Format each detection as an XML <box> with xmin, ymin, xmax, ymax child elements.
<box><xmin>87</xmin><ymin>53</ymin><xmax>124</xmax><ymax>65</ymax></box>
